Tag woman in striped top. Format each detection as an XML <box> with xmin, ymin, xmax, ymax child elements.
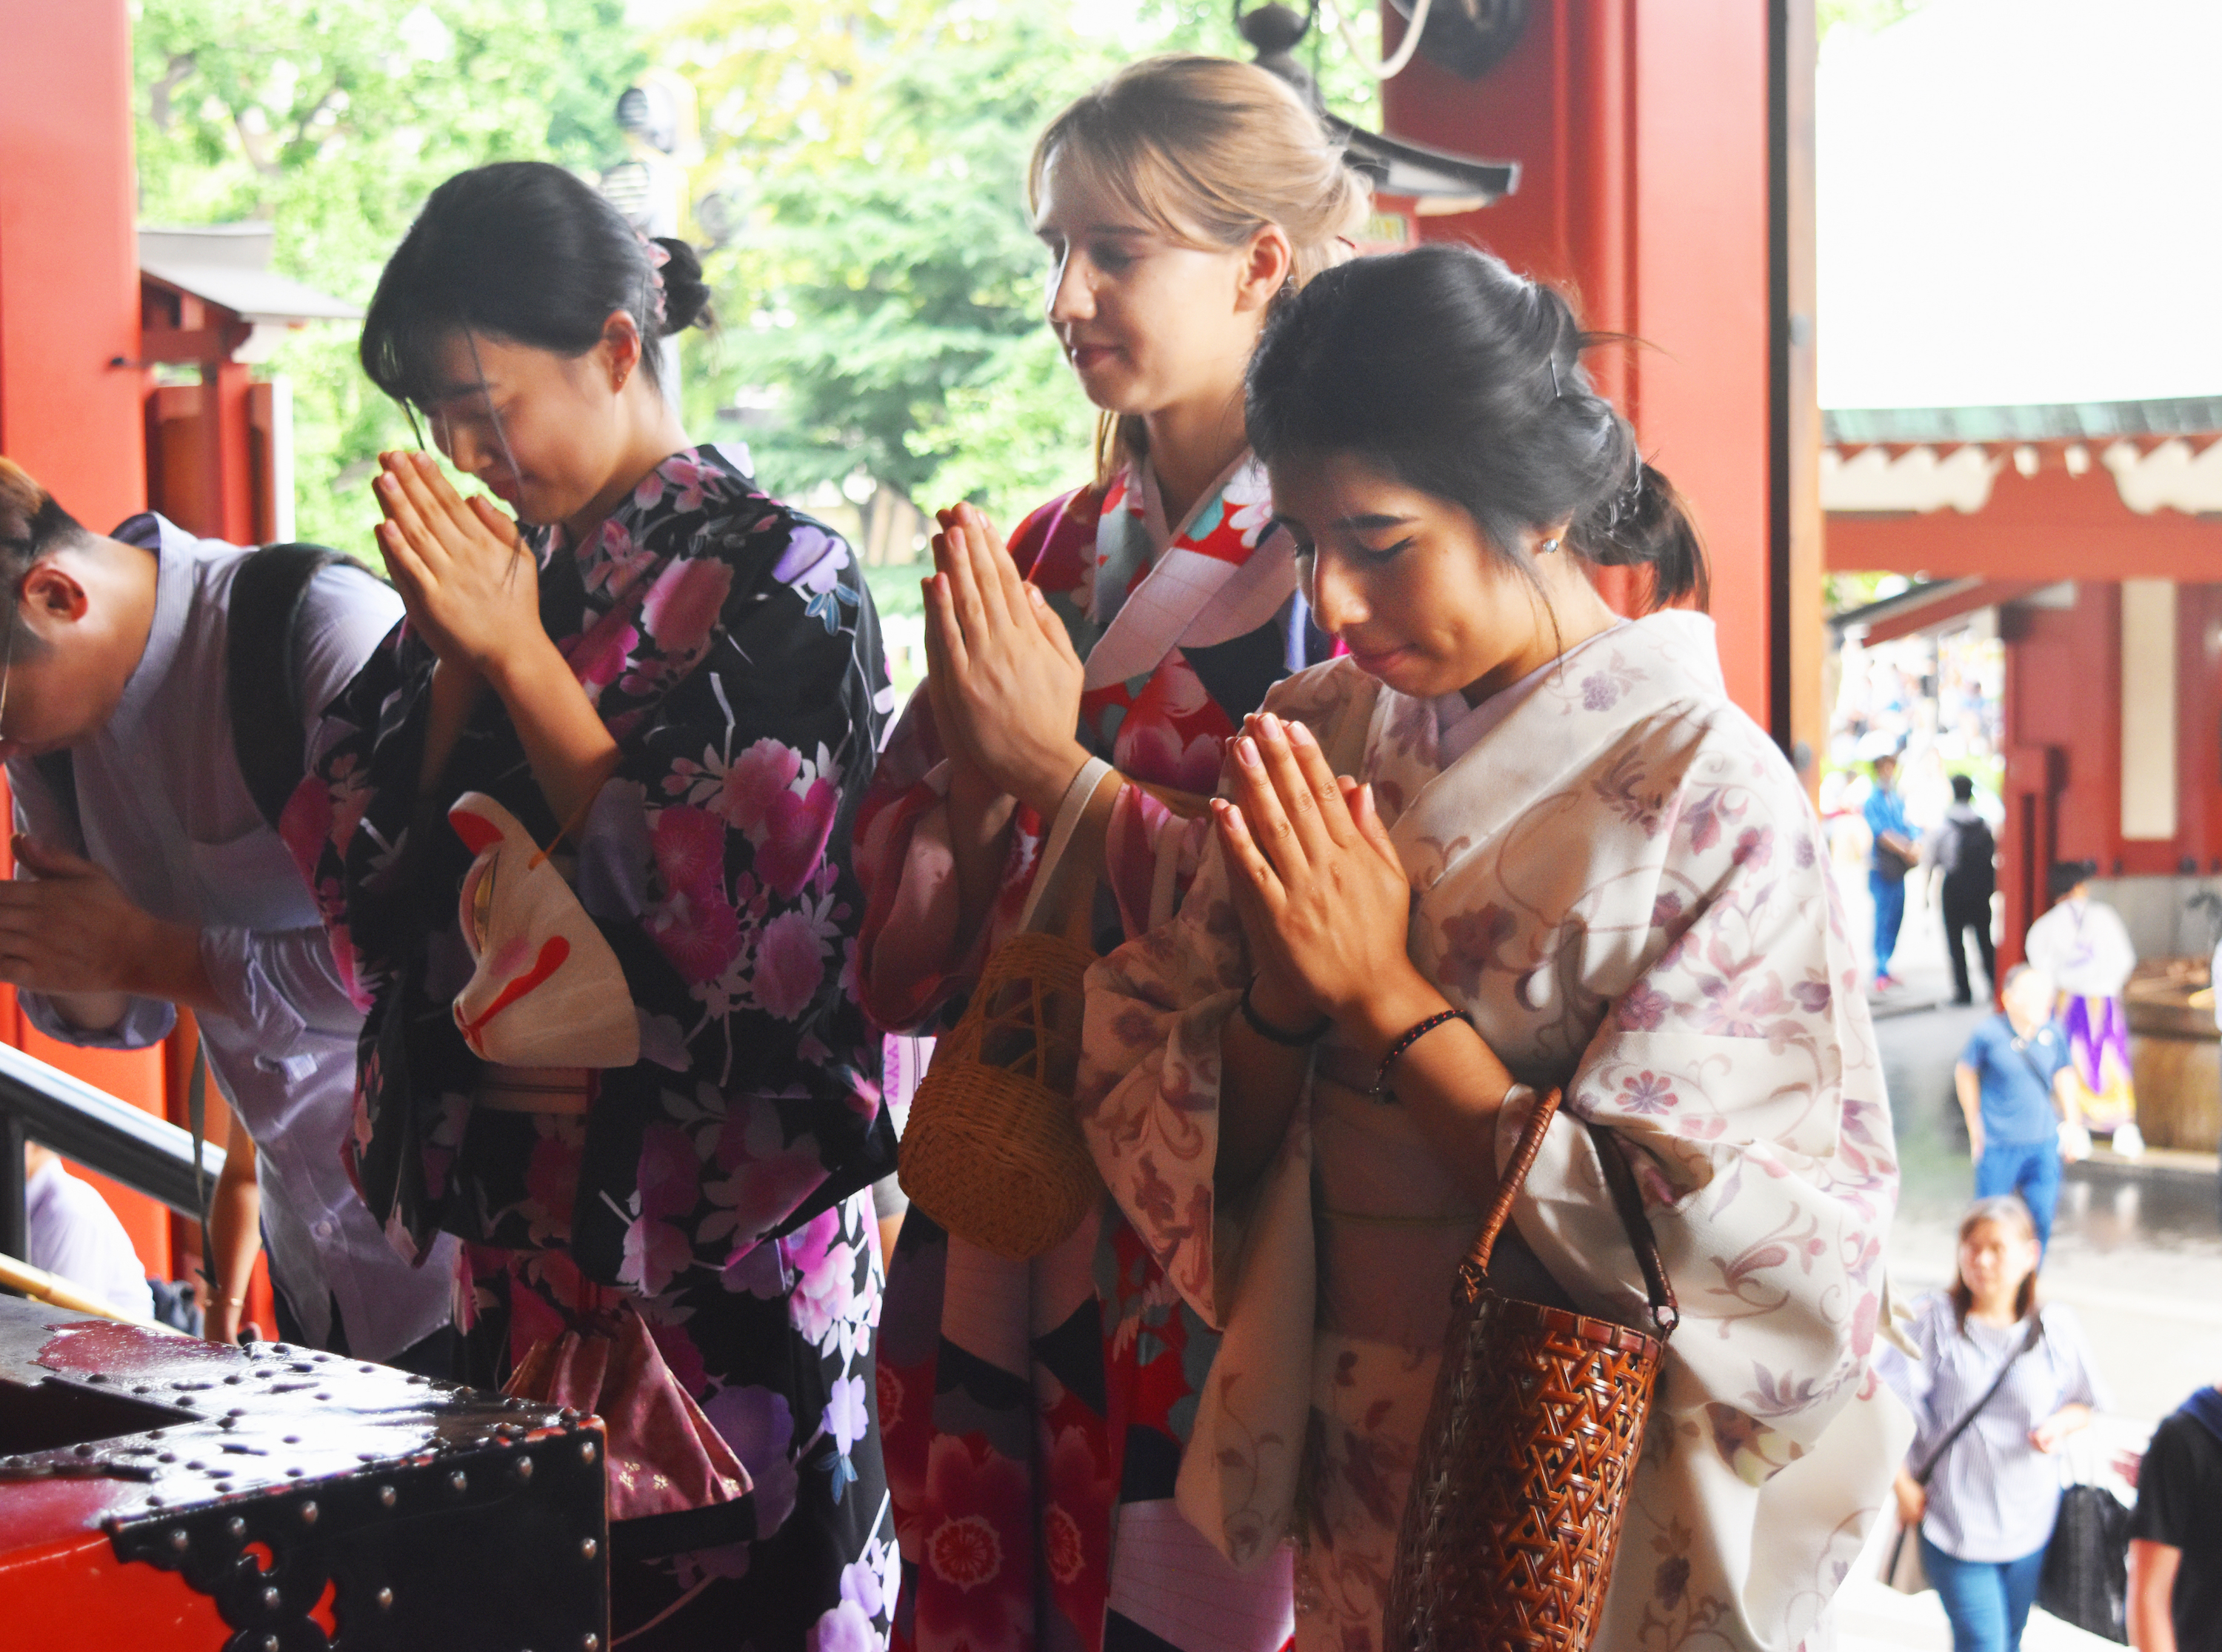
<box><xmin>1881</xmin><ymin>1195</ymin><xmax>2109</xmax><ymax>1652</ymax></box>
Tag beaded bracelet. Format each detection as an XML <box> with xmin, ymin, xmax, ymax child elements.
<box><xmin>1368</xmin><ymin>1008</ymin><xmax>1470</xmax><ymax>1102</ymax></box>
<box><xmin>1238</xmin><ymin>979</ymin><xmax>1332</xmax><ymax>1046</ymax></box>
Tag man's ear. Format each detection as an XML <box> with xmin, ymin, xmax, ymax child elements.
<box><xmin>20</xmin><ymin>561</ymin><xmax>90</xmax><ymax>629</ymax></box>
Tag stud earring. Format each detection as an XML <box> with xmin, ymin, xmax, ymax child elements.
<box><xmin>1538</xmin><ymin>538</ymin><xmax>1561</xmax><ymax>555</ymax></box>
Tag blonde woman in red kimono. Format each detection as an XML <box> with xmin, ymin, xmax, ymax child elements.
<box><xmin>1084</xmin><ymin>244</ymin><xmax>1909</xmax><ymax>1651</ymax></box>
<box><xmin>854</xmin><ymin>55</ymin><xmax>1365</xmax><ymax>1652</ymax></box>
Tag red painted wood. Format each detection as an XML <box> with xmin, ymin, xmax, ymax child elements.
<box><xmin>0</xmin><ymin>0</ymin><xmax>146</xmax><ymax>528</ymax></box>
<box><xmin>1382</xmin><ymin>0</ymin><xmax>1777</xmax><ymax>723</ymax></box>
<box><xmin>1826</xmin><ymin>466</ymin><xmax>2222</xmax><ymax>581</ymax></box>
<box><xmin>0</xmin><ymin>1529</ymin><xmax>233</xmax><ymax>1645</ymax></box>
<box><xmin>1860</xmin><ymin>581</ymin><xmax>2043</xmax><ymax>648</ymax></box>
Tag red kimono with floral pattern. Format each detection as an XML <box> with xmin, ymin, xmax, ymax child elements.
<box><xmin>857</xmin><ymin>456</ymin><xmax>1326</xmax><ymax>1652</ymax></box>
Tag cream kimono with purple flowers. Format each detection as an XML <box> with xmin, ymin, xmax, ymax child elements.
<box><xmin>1081</xmin><ymin>612</ymin><xmax>1910</xmax><ymax>1651</ymax></box>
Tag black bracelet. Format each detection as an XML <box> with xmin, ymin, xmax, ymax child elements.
<box><xmin>1368</xmin><ymin>1009</ymin><xmax>1470</xmax><ymax>1102</ymax></box>
<box><xmin>1239</xmin><ymin>979</ymin><xmax>1331</xmax><ymax>1047</ymax></box>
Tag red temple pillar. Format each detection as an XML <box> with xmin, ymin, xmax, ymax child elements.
<box><xmin>0</xmin><ymin>0</ymin><xmax>176</xmax><ymax>1282</ymax></box>
<box><xmin>1380</xmin><ymin>1</ymin><xmax>1820</xmax><ymax>752</ymax></box>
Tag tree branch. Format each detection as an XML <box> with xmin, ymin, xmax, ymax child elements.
<box><xmin>230</xmin><ymin>103</ymin><xmax>282</xmax><ymax>178</ymax></box>
<box><xmin>148</xmin><ymin>52</ymin><xmax>198</xmax><ymax>133</ymax></box>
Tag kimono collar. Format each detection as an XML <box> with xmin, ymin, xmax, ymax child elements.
<box><xmin>1380</xmin><ymin>609</ymin><xmax>1729</xmax><ymax>893</ymax></box>
<box><xmin>102</xmin><ymin>512</ymin><xmax>200</xmax><ymax>742</ymax></box>
<box><xmin>1430</xmin><ymin>621</ymin><xmax>1633</xmax><ymax>769</ymax></box>
<box><xmin>1080</xmin><ymin>451</ymin><xmax>1298</xmax><ymax>690</ymax></box>
<box><xmin>546</xmin><ymin>441</ymin><xmax>762</xmax><ymax>610</ymax></box>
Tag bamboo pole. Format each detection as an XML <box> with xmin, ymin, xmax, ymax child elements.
<box><xmin>0</xmin><ymin>1250</ymin><xmax>187</xmax><ymax>1335</ymax></box>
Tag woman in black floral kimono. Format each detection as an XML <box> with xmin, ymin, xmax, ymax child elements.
<box><xmin>301</xmin><ymin>161</ymin><xmax>897</xmax><ymax>1649</ymax></box>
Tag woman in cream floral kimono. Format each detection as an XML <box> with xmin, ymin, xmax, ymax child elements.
<box><xmin>1081</xmin><ymin>244</ymin><xmax>1909</xmax><ymax>1651</ymax></box>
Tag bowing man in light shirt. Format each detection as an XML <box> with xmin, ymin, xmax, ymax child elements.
<box><xmin>0</xmin><ymin>458</ymin><xmax>457</xmax><ymax>1373</ymax></box>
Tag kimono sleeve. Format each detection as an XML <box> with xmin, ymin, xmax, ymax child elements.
<box><xmin>1078</xmin><ymin>665</ymin><xmax>1357</xmax><ymax>1327</ymax></box>
<box><xmin>562</xmin><ymin>508</ymin><xmax>893</xmax><ymax>1280</ymax></box>
<box><xmin>1078</xmin><ymin>829</ymin><xmax>1249</xmax><ymax>1324</ymax></box>
<box><xmin>851</xmin><ymin>685</ymin><xmax>1038</xmax><ymax>1033</ymax></box>
<box><xmin>851</xmin><ymin>489</ymin><xmax>1078</xmax><ymax>1031</ymax></box>
<box><xmin>1504</xmin><ymin>711</ymin><xmax>1898</xmax><ymax>1462</ymax></box>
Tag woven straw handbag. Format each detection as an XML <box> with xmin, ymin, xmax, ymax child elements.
<box><xmin>897</xmin><ymin>758</ymin><xmax>1124</xmax><ymax>1260</ymax></box>
<box><xmin>1383</xmin><ymin>1086</ymin><xmax>1680</xmax><ymax>1651</ymax></box>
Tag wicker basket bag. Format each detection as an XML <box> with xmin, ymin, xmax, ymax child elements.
<box><xmin>1383</xmin><ymin>1087</ymin><xmax>1680</xmax><ymax>1651</ymax></box>
<box><xmin>897</xmin><ymin>759</ymin><xmax>1124</xmax><ymax>1260</ymax></box>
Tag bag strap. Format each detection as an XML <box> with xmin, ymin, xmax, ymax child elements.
<box><xmin>186</xmin><ymin>1038</ymin><xmax>219</xmax><ymax>1306</ymax></box>
<box><xmin>1467</xmin><ymin>1085</ymin><xmax>1561</xmax><ymax>1279</ymax></box>
<box><xmin>1465</xmin><ymin>1088</ymin><xmax>1679</xmax><ymax>1337</ymax></box>
<box><xmin>1015</xmin><ymin>755</ymin><xmax>1128</xmax><ymax>954</ymax></box>
<box><xmin>1913</xmin><ymin>1311</ymin><xmax>2045</xmax><ymax>1485</ymax></box>
<box><xmin>226</xmin><ymin>542</ymin><xmax>351</xmax><ymax>831</ymax></box>
<box><xmin>1587</xmin><ymin>1120</ymin><xmax>1680</xmax><ymax>1336</ymax></box>
<box><xmin>29</xmin><ymin>750</ymin><xmax>81</xmax><ymax>845</ymax></box>
<box><xmin>2009</xmin><ymin>1030</ymin><xmax>2061</xmax><ymax>1098</ymax></box>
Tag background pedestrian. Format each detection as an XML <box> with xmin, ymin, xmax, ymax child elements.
<box><xmin>1866</xmin><ymin>750</ymin><xmax>1918</xmax><ymax>989</ymax></box>
<box><xmin>1881</xmin><ymin>1195</ymin><xmax>2106</xmax><ymax>1652</ymax></box>
<box><xmin>2126</xmin><ymin>1380</ymin><xmax>2222</xmax><ymax>1652</ymax></box>
<box><xmin>1956</xmin><ymin>965</ymin><xmax>2085</xmax><ymax>1248</ymax></box>
<box><xmin>1935</xmin><ymin>773</ymin><xmax>1998</xmax><ymax>1006</ymax></box>
<box><xmin>2025</xmin><ymin>860</ymin><xmax>2142</xmax><ymax>1152</ymax></box>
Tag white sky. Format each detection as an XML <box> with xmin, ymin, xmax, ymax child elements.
<box><xmin>1817</xmin><ymin>0</ymin><xmax>2222</xmax><ymax>410</ymax></box>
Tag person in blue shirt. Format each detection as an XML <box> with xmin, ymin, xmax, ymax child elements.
<box><xmin>1955</xmin><ymin>964</ymin><xmax>2084</xmax><ymax>1246</ymax></box>
<box><xmin>1865</xmin><ymin>751</ymin><xmax>1918</xmax><ymax>989</ymax></box>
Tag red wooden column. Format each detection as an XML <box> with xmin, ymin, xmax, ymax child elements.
<box><xmin>1380</xmin><ymin>1</ymin><xmax>1819</xmax><ymax>751</ymax></box>
<box><xmin>0</xmin><ymin>0</ymin><xmax>176</xmax><ymax>1281</ymax></box>
<box><xmin>0</xmin><ymin>0</ymin><xmax>145</xmax><ymax>524</ymax></box>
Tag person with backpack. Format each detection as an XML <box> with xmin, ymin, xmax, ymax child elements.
<box><xmin>2125</xmin><ymin>1380</ymin><xmax>2222</xmax><ymax>1652</ymax></box>
<box><xmin>1935</xmin><ymin>772</ymin><xmax>1998</xmax><ymax>1005</ymax></box>
<box><xmin>0</xmin><ymin>456</ymin><xmax>457</xmax><ymax>1371</ymax></box>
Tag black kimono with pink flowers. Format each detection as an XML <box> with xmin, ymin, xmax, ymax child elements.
<box><xmin>300</xmin><ymin>444</ymin><xmax>898</xmax><ymax>1648</ymax></box>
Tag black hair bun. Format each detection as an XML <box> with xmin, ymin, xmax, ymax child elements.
<box><xmin>653</xmin><ymin>238</ymin><xmax>715</xmax><ymax>334</ymax></box>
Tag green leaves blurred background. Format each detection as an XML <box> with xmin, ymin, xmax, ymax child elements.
<box><xmin>128</xmin><ymin>0</ymin><xmax>1386</xmax><ymax>572</ymax></box>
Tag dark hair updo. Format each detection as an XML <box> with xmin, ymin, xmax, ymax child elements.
<box><xmin>360</xmin><ymin>160</ymin><xmax>714</xmax><ymax>409</ymax></box>
<box><xmin>1245</xmin><ymin>241</ymin><xmax>1707</xmax><ymax>611</ymax></box>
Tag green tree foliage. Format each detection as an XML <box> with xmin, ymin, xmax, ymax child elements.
<box><xmin>671</xmin><ymin>0</ymin><xmax>1395</xmax><ymax>532</ymax></box>
<box><xmin>130</xmin><ymin>0</ymin><xmax>1395</xmax><ymax>553</ymax></box>
<box><xmin>1816</xmin><ymin>0</ymin><xmax>1928</xmax><ymax>41</ymax></box>
<box><xmin>130</xmin><ymin>0</ymin><xmax>642</xmax><ymax>554</ymax></box>
<box><xmin>673</xmin><ymin>1</ymin><xmax>1115</xmax><ymax>529</ymax></box>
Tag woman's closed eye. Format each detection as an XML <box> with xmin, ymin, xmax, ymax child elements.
<box><xmin>1349</xmin><ymin>536</ymin><xmax>1415</xmax><ymax>565</ymax></box>
<box><xmin>1085</xmin><ymin>238</ymin><xmax>1137</xmax><ymax>274</ymax></box>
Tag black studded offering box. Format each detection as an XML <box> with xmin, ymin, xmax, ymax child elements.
<box><xmin>0</xmin><ymin>1296</ymin><xmax>609</xmax><ymax>1650</ymax></box>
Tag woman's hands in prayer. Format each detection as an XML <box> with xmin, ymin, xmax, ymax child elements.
<box><xmin>1212</xmin><ymin>711</ymin><xmax>1429</xmax><ymax>1045</ymax></box>
<box><xmin>921</xmin><ymin>504</ymin><xmax>1088</xmax><ymax>822</ymax></box>
<box><xmin>1210</xmin><ymin>709</ymin><xmax>1515</xmax><ymax>1201</ymax></box>
<box><xmin>374</xmin><ymin>451</ymin><xmax>543</xmax><ymax>689</ymax></box>
<box><xmin>375</xmin><ymin>449</ymin><xmax>617</xmax><ymax>831</ymax></box>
